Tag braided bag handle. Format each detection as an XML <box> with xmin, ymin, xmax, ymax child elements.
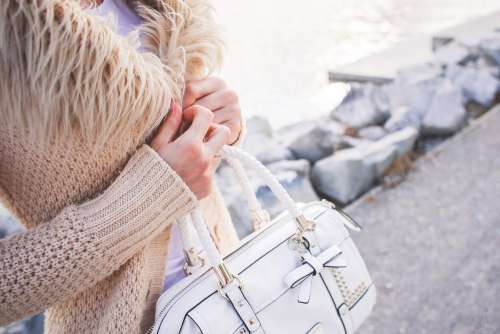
<box><xmin>177</xmin><ymin>145</ymin><xmax>303</xmax><ymax>275</ymax></box>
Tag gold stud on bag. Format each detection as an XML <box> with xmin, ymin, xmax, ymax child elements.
<box><xmin>150</xmin><ymin>146</ymin><xmax>376</xmax><ymax>334</ymax></box>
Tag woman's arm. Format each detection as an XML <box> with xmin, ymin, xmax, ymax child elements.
<box><xmin>0</xmin><ymin>145</ymin><xmax>195</xmax><ymax>325</ymax></box>
<box><xmin>0</xmin><ymin>105</ymin><xmax>230</xmax><ymax>325</ymax></box>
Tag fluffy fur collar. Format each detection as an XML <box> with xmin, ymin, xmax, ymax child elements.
<box><xmin>0</xmin><ymin>0</ymin><xmax>223</xmax><ymax>147</ymax></box>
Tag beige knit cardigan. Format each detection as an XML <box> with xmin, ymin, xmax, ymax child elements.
<box><xmin>0</xmin><ymin>0</ymin><xmax>242</xmax><ymax>333</ymax></box>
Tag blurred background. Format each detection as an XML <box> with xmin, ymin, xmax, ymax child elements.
<box><xmin>2</xmin><ymin>1</ymin><xmax>500</xmax><ymax>333</ymax></box>
<box><xmin>212</xmin><ymin>0</ymin><xmax>500</xmax><ymax>127</ymax></box>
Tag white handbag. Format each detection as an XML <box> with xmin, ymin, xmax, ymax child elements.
<box><xmin>150</xmin><ymin>146</ymin><xmax>376</xmax><ymax>334</ymax></box>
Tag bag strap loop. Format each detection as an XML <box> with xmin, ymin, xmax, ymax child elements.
<box><xmin>177</xmin><ymin>146</ymin><xmax>311</xmax><ymax>288</ymax></box>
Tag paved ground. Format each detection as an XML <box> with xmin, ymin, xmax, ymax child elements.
<box><xmin>348</xmin><ymin>106</ymin><xmax>500</xmax><ymax>334</ymax></box>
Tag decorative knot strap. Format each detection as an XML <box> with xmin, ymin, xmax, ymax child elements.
<box><xmin>283</xmin><ymin>245</ymin><xmax>347</xmax><ymax>304</ymax></box>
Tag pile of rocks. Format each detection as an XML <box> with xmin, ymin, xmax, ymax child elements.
<box><xmin>218</xmin><ymin>35</ymin><xmax>500</xmax><ymax>236</ymax></box>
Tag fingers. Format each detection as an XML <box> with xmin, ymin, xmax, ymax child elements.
<box><xmin>180</xmin><ymin>105</ymin><xmax>214</xmax><ymax>141</ymax></box>
<box><xmin>193</xmin><ymin>88</ymin><xmax>239</xmax><ymax>112</ymax></box>
<box><xmin>189</xmin><ymin>157</ymin><xmax>220</xmax><ymax>199</ymax></box>
<box><xmin>150</xmin><ymin>102</ymin><xmax>182</xmax><ymax>150</ymax></box>
<box><xmin>205</xmin><ymin>124</ymin><xmax>231</xmax><ymax>155</ymax></box>
<box><xmin>183</xmin><ymin>77</ymin><xmax>227</xmax><ymax>108</ymax></box>
<box><xmin>212</xmin><ymin>104</ymin><xmax>241</xmax><ymax>124</ymax></box>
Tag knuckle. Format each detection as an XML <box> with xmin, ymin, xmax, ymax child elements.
<box><xmin>183</xmin><ymin>140</ymin><xmax>202</xmax><ymax>158</ymax></box>
<box><xmin>185</xmin><ymin>82</ymin><xmax>197</xmax><ymax>97</ymax></box>
<box><xmin>212</xmin><ymin>76</ymin><xmax>226</xmax><ymax>88</ymax></box>
<box><xmin>220</xmin><ymin>125</ymin><xmax>231</xmax><ymax>140</ymax></box>
<box><xmin>224</xmin><ymin>89</ymin><xmax>238</xmax><ymax>103</ymax></box>
<box><xmin>197</xmin><ymin>106</ymin><xmax>214</xmax><ymax>121</ymax></box>
<box><xmin>197</xmin><ymin>157</ymin><xmax>210</xmax><ymax>173</ymax></box>
<box><xmin>201</xmin><ymin>172</ymin><xmax>213</xmax><ymax>187</ymax></box>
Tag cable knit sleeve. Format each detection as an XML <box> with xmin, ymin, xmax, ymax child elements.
<box><xmin>0</xmin><ymin>145</ymin><xmax>197</xmax><ymax>325</ymax></box>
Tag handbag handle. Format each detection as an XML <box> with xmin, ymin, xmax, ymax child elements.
<box><xmin>178</xmin><ymin>145</ymin><xmax>314</xmax><ymax>287</ymax></box>
<box><xmin>177</xmin><ymin>152</ymin><xmax>270</xmax><ymax>269</ymax></box>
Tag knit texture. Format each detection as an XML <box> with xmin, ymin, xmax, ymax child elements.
<box><xmin>0</xmin><ymin>0</ymin><xmax>240</xmax><ymax>333</ymax></box>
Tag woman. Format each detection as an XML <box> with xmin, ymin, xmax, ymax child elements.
<box><xmin>0</xmin><ymin>0</ymin><xmax>243</xmax><ymax>332</ymax></box>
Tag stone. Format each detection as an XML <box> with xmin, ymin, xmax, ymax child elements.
<box><xmin>378</xmin><ymin>127</ymin><xmax>419</xmax><ymax>158</ymax></box>
<box><xmin>311</xmin><ymin>141</ymin><xmax>398</xmax><ymax>204</ymax></box>
<box><xmin>384</xmin><ymin>78</ymin><xmax>442</xmax><ymax>118</ymax></box>
<box><xmin>384</xmin><ymin>106</ymin><xmax>422</xmax><ymax>133</ymax></box>
<box><xmin>362</xmin><ymin>142</ymin><xmax>398</xmax><ymax>176</ymax></box>
<box><xmin>358</xmin><ymin>126</ymin><xmax>387</xmax><ymax>141</ymax></box>
<box><xmin>255</xmin><ymin>143</ymin><xmax>294</xmax><ymax>165</ymax></box>
<box><xmin>275</xmin><ymin>119</ymin><xmax>322</xmax><ymax>147</ymax></box>
<box><xmin>242</xmin><ymin>116</ymin><xmax>275</xmax><ymax>157</ymax></box>
<box><xmin>311</xmin><ymin>126</ymin><xmax>418</xmax><ymax>204</ymax></box>
<box><xmin>288</xmin><ymin>124</ymin><xmax>346</xmax><ymax>163</ymax></box>
<box><xmin>422</xmin><ymin>80</ymin><xmax>467</xmax><ymax>136</ymax></box>
<box><xmin>259</xmin><ymin>159</ymin><xmax>319</xmax><ymax>216</ymax></box>
<box><xmin>479</xmin><ymin>37</ymin><xmax>500</xmax><ymax>66</ymax></box>
<box><xmin>0</xmin><ymin>210</ymin><xmax>22</xmax><ymax>239</ymax></box>
<box><xmin>246</xmin><ymin>116</ymin><xmax>273</xmax><ymax>136</ymax></box>
<box><xmin>312</xmin><ymin>150</ymin><xmax>376</xmax><ymax>205</ymax></box>
<box><xmin>454</xmin><ymin>67</ymin><xmax>499</xmax><ymax>106</ymax></box>
<box><xmin>330</xmin><ymin>84</ymin><xmax>390</xmax><ymax>129</ymax></box>
<box><xmin>395</xmin><ymin>63</ymin><xmax>443</xmax><ymax>86</ymax></box>
<box><xmin>433</xmin><ymin>42</ymin><xmax>472</xmax><ymax>65</ymax></box>
<box><xmin>474</xmin><ymin>57</ymin><xmax>500</xmax><ymax>78</ymax></box>
<box><xmin>340</xmin><ymin>136</ymin><xmax>373</xmax><ymax>149</ymax></box>
<box><xmin>218</xmin><ymin>159</ymin><xmax>318</xmax><ymax>237</ymax></box>
<box><xmin>267</xmin><ymin>159</ymin><xmax>311</xmax><ymax>175</ymax></box>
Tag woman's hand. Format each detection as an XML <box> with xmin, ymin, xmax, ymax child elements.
<box><xmin>183</xmin><ymin>77</ymin><xmax>242</xmax><ymax>145</ymax></box>
<box><xmin>151</xmin><ymin>103</ymin><xmax>230</xmax><ymax>199</ymax></box>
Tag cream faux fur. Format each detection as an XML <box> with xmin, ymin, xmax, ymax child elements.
<box><xmin>0</xmin><ymin>0</ymin><xmax>222</xmax><ymax>147</ymax></box>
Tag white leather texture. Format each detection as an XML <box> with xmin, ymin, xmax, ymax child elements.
<box><xmin>151</xmin><ymin>202</ymin><xmax>376</xmax><ymax>334</ymax></box>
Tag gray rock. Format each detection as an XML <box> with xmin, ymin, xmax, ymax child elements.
<box><xmin>378</xmin><ymin>127</ymin><xmax>419</xmax><ymax>157</ymax></box>
<box><xmin>0</xmin><ymin>313</ymin><xmax>44</xmax><ymax>334</ymax></box>
<box><xmin>311</xmin><ymin>126</ymin><xmax>418</xmax><ymax>204</ymax></box>
<box><xmin>362</xmin><ymin>143</ymin><xmax>398</xmax><ymax>176</ymax></box>
<box><xmin>395</xmin><ymin>63</ymin><xmax>443</xmax><ymax>86</ymax></box>
<box><xmin>267</xmin><ymin>159</ymin><xmax>311</xmax><ymax>175</ymax></box>
<box><xmin>255</xmin><ymin>143</ymin><xmax>294</xmax><ymax>165</ymax></box>
<box><xmin>331</xmin><ymin>84</ymin><xmax>390</xmax><ymax>128</ymax></box>
<box><xmin>311</xmin><ymin>140</ymin><xmax>399</xmax><ymax>204</ymax></box>
<box><xmin>288</xmin><ymin>124</ymin><xmax>346</xmax><ymax>163</ymax></box>
<box><xmin>312</xmin><ymin>149</ymin><xmax>376</xmax><ymax>205</ymax></box>
<box><xmin>384</xmin><ymin>106</ymin><xmax>422</xmax><ymax>133</ymax></box>
<box><xmin>422</xmin><ymin>80</ymin><xmax>467</xmax><ymax>136</ymax></box>
<box><xmin>275</xmin><ymin>119</ymin><xmax>324</xmax><ymax>147</ymax></box>
<box><xmin>0</xmin><ymin>211</ymin><xmax>22</xmax><ymax>239</ymax></box>
<box><xmin>242</xmin><ymin>116</ymin><xmax>274</xmax><ymax>157</ymax></box>
<box><xmin>340</xmin><ymin>136</ymin><xmax>373</xmax><ymax>149</ymax></box>
<box><xmin>384</xmin><ymin>78</ymin><xmax>442</xmax><ymax>118</ymax></box>
<box><xmin>259</xmin><ymin>159</ymin><xmax>319</xmax><ymax>215</ymax></box>
<box><xmin>358</xmin><ymin>126</ymin><xmax>387</xmax><ymax>141</ymax></box>
<box><xmin>246</xmin><ymin>116</ymin><xmax>273</xmax><ymax>136</ymax></box>
<box><xmin>474</xmin><ymin>57</ymin><xmax>500</xmax><ymax>78</ymax></box>
<box><xmin>479</xmin><ymin>37</ymin><xmax>500</xmax><ymax>66</ymax></box>
<box><xmin>218</xmin><ymin>159</ymin><xmax>318</xmax><ymax>237</ymax></box>
<box><xmin>433</xmin><ymin>42</ymin><xmax>472</xmax><ymax>65</ymax></box>
<box><xmin>454</xmin><ymin>67</ymin><xmax>499</xmax><ymax>106</ymax></box>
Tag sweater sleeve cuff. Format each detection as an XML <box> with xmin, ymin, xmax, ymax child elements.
<box><xmin>75</xmin><ymin>145</ymin><xmax>197</xmax><ymax>265</ymax></box>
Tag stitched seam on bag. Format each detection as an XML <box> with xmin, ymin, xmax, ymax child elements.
<box><xmin>347</xmin><ymin>283</ymin><xmax>374</xmax><ymax>310</ymax></box>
